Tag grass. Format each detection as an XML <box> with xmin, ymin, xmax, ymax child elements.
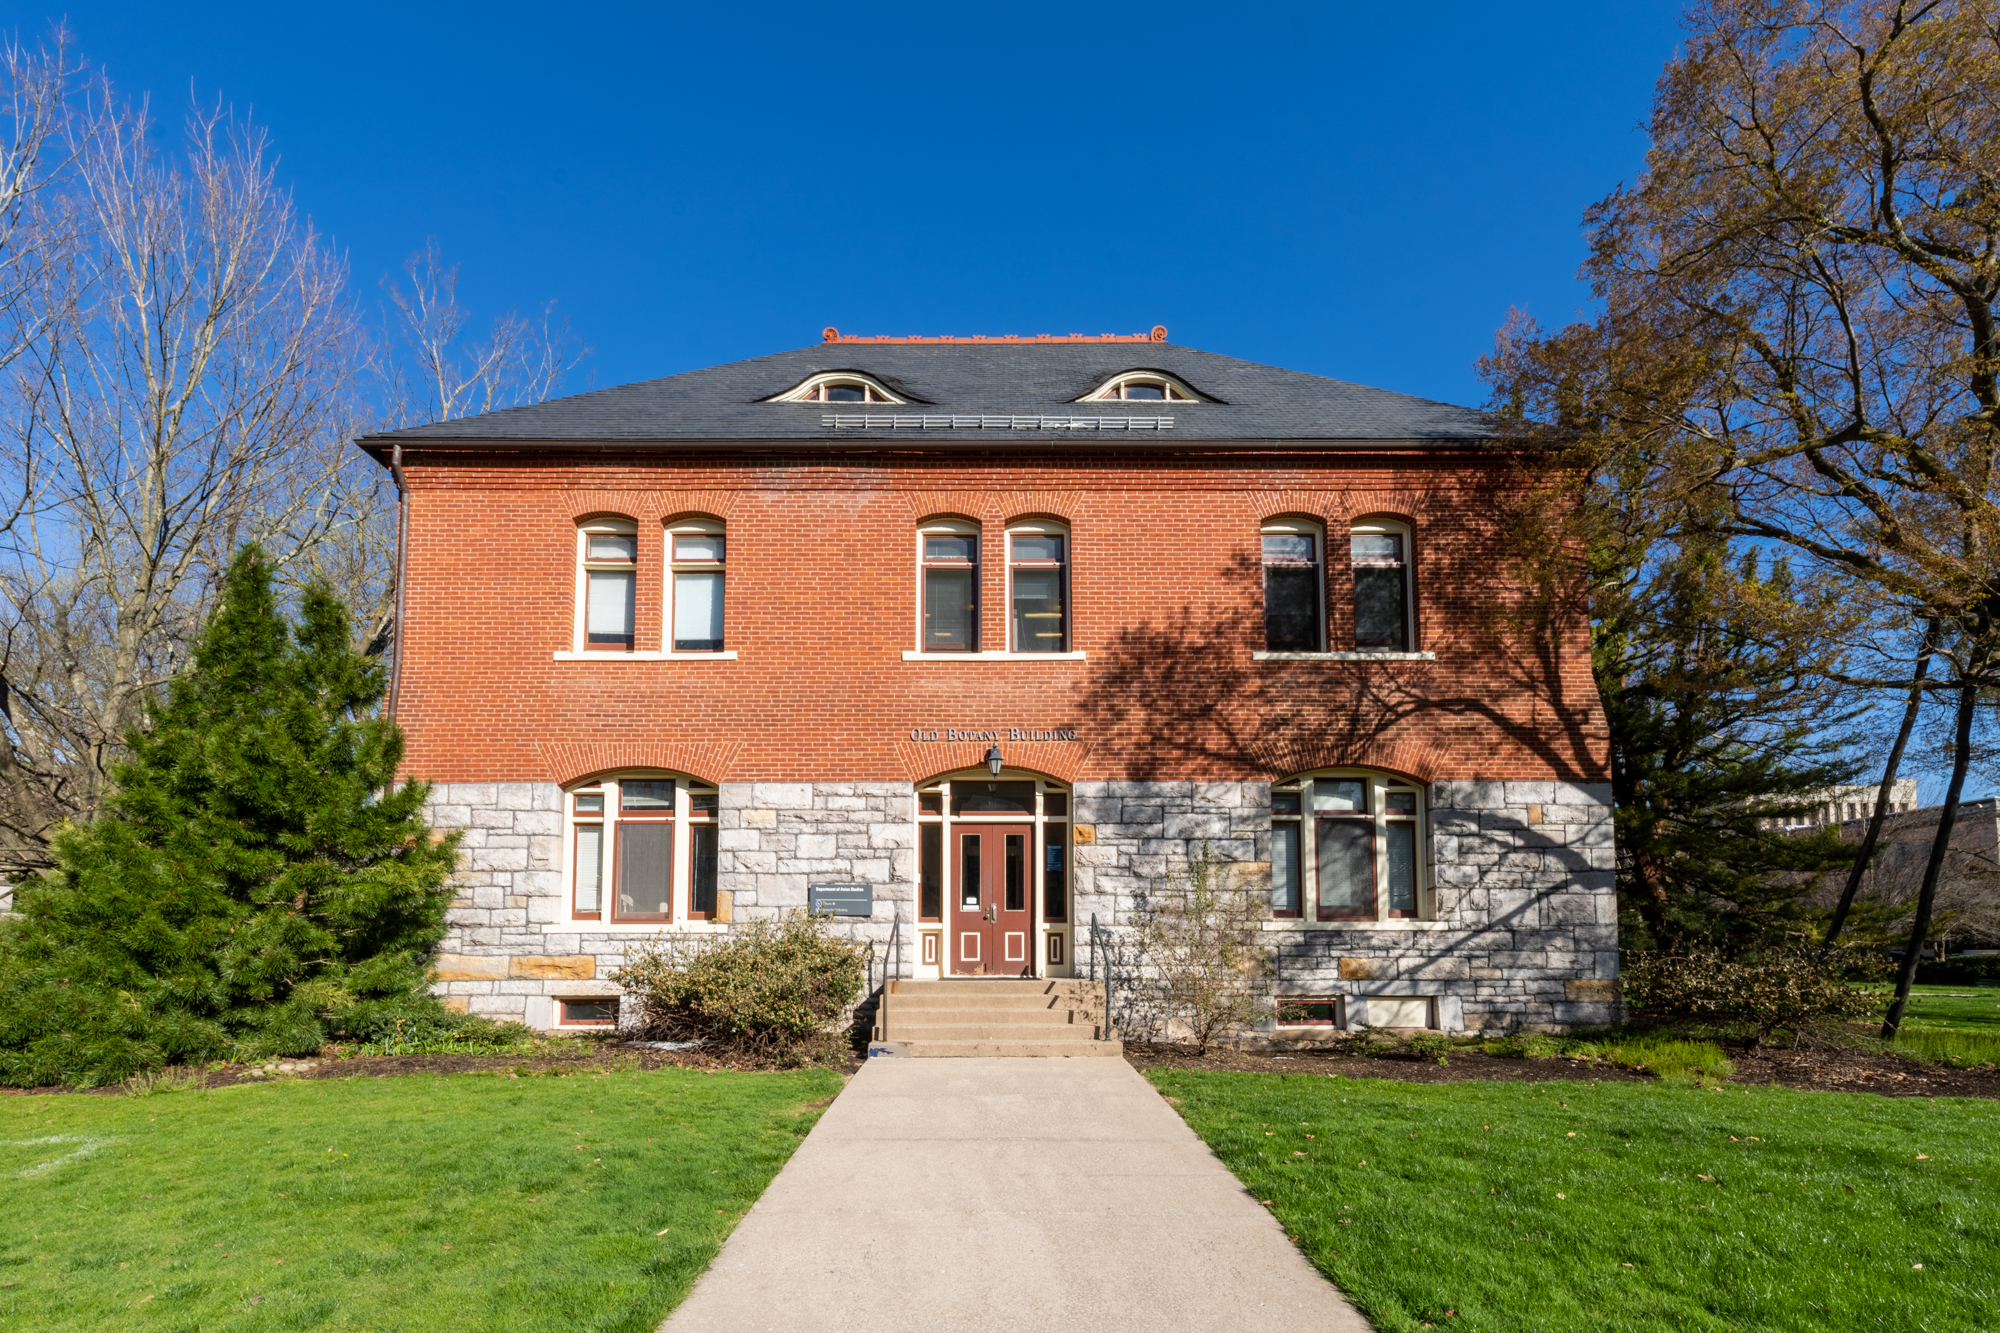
<box><xmin>1149</xmin><ymin>1068</ymin><xmax>2000</xmax><ymax>1333</ymax></box>
<box><xmin>0</xmin><ymin>1063</ymin><xmax>842</xmax><ymax>1332</ymax></box>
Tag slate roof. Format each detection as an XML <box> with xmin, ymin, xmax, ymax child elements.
<box><xmin>357</xmin><ymin>340</ymin><xmax>1492</xmax><ymax>451</ymax></box>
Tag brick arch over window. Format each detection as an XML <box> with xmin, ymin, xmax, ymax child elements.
<box><xmin>560</xmin><ymin>490</ymin><xmax>740</xmax><ymax>523</ymax></box>
<box><xmin>536</xmin><ymin>739</ymin><xmax>743</xmax><ymax>788</ymax></box>
<box><xmin>898</xmin><ymin>491</ymin><xmax>1086</xmax><ymax>525</ymax></box>
<box><xmin>895</xmin><ymin>738</ymin><xmax>1091</xmax><ymax>787</ymax></box>
<box><xmin>1248</xmin><ymin>736</ymin><xmax>1449</xmax><ymax>786</ymax></box>
<box><xmin>1251</xmin><ymin>492</ymin><xmax>1343</xmax><ymax>524</ymax></box>
<box><xmin>913</xmin><ymin>510</ymin><xmax>982</xmax><ymax>530</ymax></box>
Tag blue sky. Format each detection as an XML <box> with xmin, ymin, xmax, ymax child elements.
<box><xmin>45</xmin><ymin>0</ymin><xmax>1685</xmax><ymax>409</ymax></box>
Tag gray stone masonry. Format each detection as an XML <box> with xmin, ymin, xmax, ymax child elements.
<box><xmin>426</xmin><ymin>776</ymin><xmax>1617</xmax><ymax>1035</ymax></box>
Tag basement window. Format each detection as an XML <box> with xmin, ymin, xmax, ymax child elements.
<box><xmin>557</xmin><ymin>998</ymin><xmax>618</xmax><ymax>1027</ymax></box>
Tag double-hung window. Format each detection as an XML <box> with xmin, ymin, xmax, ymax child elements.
<box><xmin>920</xmin><ymin>523</ymin><xmax>978</xmax><ymax>651</ymax></box>
<box><xmin>579</xmin><ymin>521</ymin><xmax>638</xmax><ymax>651</ymax></box>
<box><xmin>1271</xmin><ymin>772</ymin><xmax>1426</xmax><ymax>921</ymax></box>
<box><xmin>1351</xmin><ymin>521</ymin><xmax>1413</xmax><ymax>651</ymax></box>
<box><xmin>1008</xmin><ymin>526</ymin><xmax>1068</xmax><ymax>653</ymax></box>
<box><xmin>1262</xmin><ymin>520</ymin><xmax>1323</xmax><ymax>652</ymax></box>
<box><xmin>669</xmin><ymin>521</ymin><xmax>726</xmax><ymax>652</ymax></box>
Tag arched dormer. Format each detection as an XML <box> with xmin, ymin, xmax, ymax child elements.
<box><xmin>767</xmin><ymin>370</ymin><xmax>908</xmax><ymax>404</ymax></box>
<box><xmin>1078</xmin><ymin>369</ymin><xmax>1207</xmax><ymax>403</ymax></box>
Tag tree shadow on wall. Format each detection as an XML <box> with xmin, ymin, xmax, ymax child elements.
<box><xmin>1077</xmin><ymin>551</ymin><xmax>1604</xmax><ymax>782</ymax></box>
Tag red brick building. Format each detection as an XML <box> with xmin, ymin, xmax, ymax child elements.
<box><xmin>361</xmin><ymin>329</ymin><xmax>1615</xmax><ymax>1036</ymax></box>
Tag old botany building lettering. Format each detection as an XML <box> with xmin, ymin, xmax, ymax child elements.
<box><xmin>362</xmin><ymin>330</ymin><xmax>1614</xmax><ymax>1037</ymax></box>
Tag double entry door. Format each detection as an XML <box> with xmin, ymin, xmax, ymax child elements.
<box><xmin>951</xmin><ymin>822</ymin><xmax>1033</xmax><ymax>976</ymax></box>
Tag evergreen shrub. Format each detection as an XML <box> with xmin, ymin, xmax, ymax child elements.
<box><xmin>1621</xmin><ymin>944</ymin><xmax>1881</xmax><ymax>1044</ymax></box>
<box><xmin>0</xmin><ymin>548</ymin><xmax>462</xmax><ymax>1087</ymax></box>
<box><xmin>612</xmin><ymin>911</ymin><xmax>866</xmax><ymax>1066</ymax></box>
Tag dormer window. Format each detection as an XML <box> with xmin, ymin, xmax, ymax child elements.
<box><xmin>1081</xmin><ymin>371</ymin><xmax>1201</xmax><ymax>402</ymax></box>
<box><xmin>769</xmin><ymin>371</ymin><xmax>907</xmax><ymax>404</ymax></box>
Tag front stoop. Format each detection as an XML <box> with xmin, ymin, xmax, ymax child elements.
<box><xmin>871</xmin><ymin>979</ymin><xmax>1122</xmax><ymax>1057</ymax></box>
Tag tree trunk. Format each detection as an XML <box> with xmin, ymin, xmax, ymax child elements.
<box><xmin>1880</xmin><ymin>672</ymin><xmax>1977</xmax><ymax>1040</ymax></box>
<box><xmin>1827</xmin><ymin>620</ymin><xmax>1937</xmax><ymax>947</ymax></box>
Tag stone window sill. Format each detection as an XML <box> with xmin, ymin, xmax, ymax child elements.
<box><xmin>1262</xmin><ymin>918</ymin><xmax>1455</xmax><ymax>932</ymax></box>
<box><xmin>552</xmin><ymin>651</ymin><xmax>739</xmax><ymax>662</ymax></box>
<box><xmin>901</xmin><ymin>650</ymin><xmax>1087</xmax><ymax>662</ymax></box>
<box><xmin>570</xmin><ymin>920</ymin><xmax>734</xmax><ymax>932</ymax></box>
<box><xmin>1252</xmin><ymin>651</ymin><xmax>1436</xmax><ymax>662</ymax></box>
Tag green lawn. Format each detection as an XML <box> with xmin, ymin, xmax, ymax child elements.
<box><xmin>0</xmin><ymin>1065</ymin><xmax>842</xmax><ymax>1332</ymax></box>
<box><xmin>1150</xmin><ymin>1069</ymin><xmax>2000</xmax><ymax>1333</ymax></box>
<box><xmin>1896</xmin><ymin>985</ymin><xmax>2000</xmax><ymax>1034</ymax></box>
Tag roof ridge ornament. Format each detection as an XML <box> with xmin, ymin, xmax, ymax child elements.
<box><xmin>821</xmin><ymin>326</ymin><xmax>1168</xmax><ymax>345</ymax></box>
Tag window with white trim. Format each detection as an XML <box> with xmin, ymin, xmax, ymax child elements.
<box><xmin>768</xmin><ymin>371</ymin><xmax>906</xmax><ymax>403</ymax></box>
<box><xmin>567</xmin><ymin>774</ymin><xmax>720</xmax><ymax>924</ymax></box>
<box><xmin>1008</xmin><ymin>522</ymin><xmax>1068</xmax><ymax>652</ymax></box>
<box><xmin>1351</xmin><ymin>520</ymin><xmax>1413</xmax><ymax>651</ymax></box>
<box><xmin>578</xmin><ymin>519</ymin><xmax>638</xmax><ymax>651</ymax></box>
<box><xmin>1081</xmin><ymin>371</ymin><xmax>1201</xmax><ymax>401</ymax></box>
<box><xmin>668</xmin><ymin>518</ymin><xmax>726</xmax><ymax>652</ymax></box>
<box><xmin>1270</xmin><ymin>771</ymin><xmax>1426</xmax><ymax>921</ymax></box>
<box><xmin>1261</xmin><ymin>518</ymin><xmax>1324</xmax><ymax>652</ymax></box>
<box><xmin>918</xmin><ymin>519</ymin><xmax>979</xmax><ymax>652</ymax></box>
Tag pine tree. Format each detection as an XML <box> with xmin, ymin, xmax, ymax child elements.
<box><xmin>0</xmin><ymin>547</ymin><xmax>461</xmax><ymax>1086</ymax></box>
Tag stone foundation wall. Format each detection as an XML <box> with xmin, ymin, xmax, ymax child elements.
<box><xmin>424</xmin><ymin>776</ymin><xmax>1617</xmax><ymax>1035</ymax></box>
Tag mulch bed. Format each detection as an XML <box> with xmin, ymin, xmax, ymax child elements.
<box><xmin>1</xmin><ymin>1041</ymin><xmax>863</xmax><ymax>1096</ymax></box>
<box><xmin>1124</xmin><ymin>1040</ymin><xmax>2000</xmax><ymax>1100</ymax></box>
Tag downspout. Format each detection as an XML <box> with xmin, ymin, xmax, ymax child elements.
<box><xmin>387</xmin><ymin>443</ymin><xmax>409</xmax><ymax>721</ymax></box>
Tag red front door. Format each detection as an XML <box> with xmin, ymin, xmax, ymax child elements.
<box><xmin>951</xmin><ymin>823</ymin><xmax>1034</xmax><ymax>976</ymax></box>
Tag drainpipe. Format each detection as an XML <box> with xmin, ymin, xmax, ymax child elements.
<box><xmin>387</xmin><ymin>443</ymin><xmax>409</xmax><ymax>721</ymax></box>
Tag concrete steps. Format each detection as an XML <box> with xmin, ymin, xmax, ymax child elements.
<box><xmin>872</xmin><ymin>978</ymin><xmax>1120</xmax><ymax>1058</ymax></box>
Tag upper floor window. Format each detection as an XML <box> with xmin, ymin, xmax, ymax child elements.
<box><xmin>768</xmin><ymin>371</ymin><xmax>907</xmax><ymax>404</ymax></box>
<box><xmin>919</xmin><ymin>520</ymin><xmax>979</xmax><ymax>652</ymax></box>
<box><xmin>568</xmin><ymin>774</ymin><xmax>720</xmax><ymax>924</ymax></box>
<box><xmin>669</xmin><ymin>519</ymin><xmax>726</xmax><ymax>652</ymax></box>
<box><xmin>1008</xmin><ymin>523</ymin><xmax>1068</xmax><ymax>653</ymax></box>
<box><xmin>1271</xmin><ymin>771</ymin><xmax>1426</xmax><ymax>921</ymax></box>
<box><xmin>578</xmin><ymin>519</ymin><xmax>638</xmax><ymax>651</ymax></box>
<box><xmin>1261</xmin><ymin>519</ymin><xmax>1323</xmax><ymax>652</ymax></box>
<box><xmin>1351</xmin><ymin>520</ymin><xmax>1413</xmax><ymax>651</ymax></box>
<box><xmin>1081</xmin><ymin>371</ymin><xmax>1202</xmax><ymax>402</ymax></box>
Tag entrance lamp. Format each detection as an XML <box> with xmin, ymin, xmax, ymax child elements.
<box><xmin>985</xmin><ymin>745</ymin><xmax>1004</xmax><ymax>776</ymax></box>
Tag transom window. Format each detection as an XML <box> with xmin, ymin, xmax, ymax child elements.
<box><xmin>1081</xmin><ymin>371</ymin><xmax>1201</xmax><ymax>402</ymax></box>
<box><xmin>568</xmin><ymin>774</ymin><xmax>720</xmax><ymax>925</ymax></box>
<box><xmin>1351</xmin><ymin>520</ymin><xmax>1414</xmax><ymax>651</ymax></box>
<box><xmin>918</xmin><ymin>520</ymin><xmax>979</xmax><ymax>652</ymax></box>
<box><xmin>1008</xmin><ymin>524</ymin><xmax>1068</xmax><ymax>652</ymax></box>
<box><xmin>1271</xmin><ymin>771</ymin><xmax>1426</xmax><ymax>922</ymax></box>
<box><xmin>769</xmin><ymin>371</ymin><xmax>906</xmax><ymax>404</ymax></box>
<box><xmin>577</xmin><ymin>519</ymin><xmax>638</xmax><ymax>652</ymax></box>
<box><xmin>1262</xmin><ymin>518</ymin><xmax>1324</xmax><ymax>652</ymax></box>
<box><xmin>669</xmin><ymin>518</ymin><xmax>726</xmax><ymax>652</ymax></box>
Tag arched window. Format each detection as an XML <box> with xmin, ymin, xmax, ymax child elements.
<box><xmin>1350</xmin><ymin>519</ymin><xmax>1414</xmax><ymax>652</ymax></box>
<box><xmin>768</xmin><ymin>371</ymin><xmax>907</xmax><ymax>404</ymax></box>
<box><xmin>566</xmin><ymin>773</ymin><xmax>720</xmax><ymax>924</ymax></box>
<box><xmin>576</xmin><ymin>518</ymin><xmax>638</xmax><ymax>652</ymax></box>
<box><xmin>1261</xmin><ymin>517</ymin><xmax>1324</xmax><ymax>651</ymax></box>
<box><xmin>1270</xmin><ymin>770</ymin><xmax>1426</xmax><ymax>921</ymax></box>
<box><xmin>667</xmin><ymin>517</ymin><xmax>726</xmax><ymax>652</ymax></box>
<box><xmin>1080</xmin><ymin>371</ymin><xmax>1203</xmax><ymax>402</ymax></box>
<box><xmin>1007</xmin><ymin>520</ymin><xmax>1068</xmax><ymax>653</ymax></box>
<box><xmin>917</xmin><ymin>518</ymin><xmax>979</xmax><ymax>652</ymax></box>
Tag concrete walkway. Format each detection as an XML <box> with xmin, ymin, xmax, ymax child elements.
<box><xmin>661</xmin><ymin>1056</ymin><xmax>1373</xmax><ymax>1332</ymax></box>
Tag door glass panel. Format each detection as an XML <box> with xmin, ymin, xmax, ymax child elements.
<box><xmin>1386</xmin><ymin>822</ymin><xmax>1417</xmax><ymax>914</ymax></box>
<box><xmin>1004</xmin><ymin>834</ymin><xmax>1025</xmax><ymax>912</ymax></box>
<box><xmin>673</xmin><ymin>570</ymin><xmax>725</xmax><ymax>650</ymax></box>
<box><xmin>1271</xmin><ymin>822</ymin><xmax>1300</xmax><ymax>914</ymax></box>
<box><xmin>575</xmin><ymin>824</ymin><xmax>603</xmax><ymax>914</ymax></box>
<box><xmin>691</xmin><ymin>824</ymin><xmax>718</xmax><ymax>917</ymax></box>
<box><xmin>1044</xmin><ymin>834</ymin><xmax>1066</xmax><ymax>921</ymax></box>
<box><xmin>920</xmin><ymin>824</ymin><xmax>942</xmax><ymax>920</ymax></box>
<box><xmin>924</xmin><ymin>567</ymin><xmax>975</xmax><ymax>649</ymax></box>
<box><xmin>959</xmin><ymin>833</ymin><xmax>981</xmax><ymax>907</ymax></box>
<box><xmin>1316</xmin><ymin>819</ymin><xmax>1374</xmax><ymax>917</ymax></box>
<box><xmin>616</xmin><ymin>822</ymin><xmax>673</xmax><ymax>919</ymax></box>
<box><xmin>951</xmin><ymin>781</ymin><xmax>1035</xmax><ymax>814</ymax></box>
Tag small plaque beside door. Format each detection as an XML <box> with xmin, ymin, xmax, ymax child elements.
<box><xmin>808</xmin><ymin>883</ymin><xmax>874</xmax><ymax>917</ymax></box>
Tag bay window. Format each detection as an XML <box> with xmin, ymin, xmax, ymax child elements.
<box><xmin>1270</xmin><ymin>771</ymin><xmax>1427</xmax><ymax>922</ymax></box>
